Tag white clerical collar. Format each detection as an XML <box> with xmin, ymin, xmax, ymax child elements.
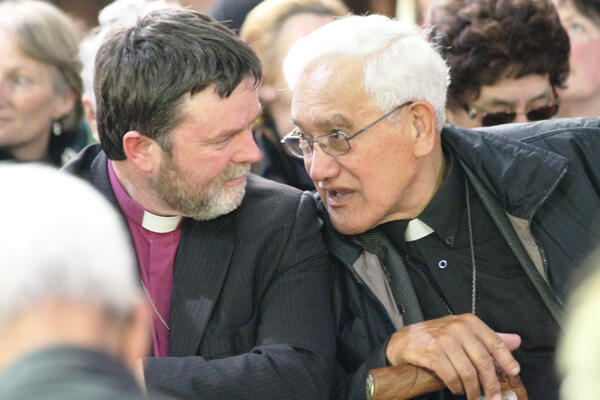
<box><xmin>141</xmin><ymin>211</ymin><xmax>182</xmax><ymax>233</ymax></box>
<box><xmin>404</xmin><ymin>218</ymin><xmax>434</xmax><ymax>242</ymax></box>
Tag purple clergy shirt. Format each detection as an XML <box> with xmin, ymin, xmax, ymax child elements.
<box><xmin>108</xmin><ymin>160</ymin><xmax>182</xmax><ymax>357</ymax></box>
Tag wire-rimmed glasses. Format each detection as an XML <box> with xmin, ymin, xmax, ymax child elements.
<box><xmin>281</xmin><ymin>101</ymin><xmax>413</xmax><ymax>158</ymax></box>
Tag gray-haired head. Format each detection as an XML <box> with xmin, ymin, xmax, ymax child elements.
<box><xmin>283</xmin><ymin>14</ymin><xmax>450</xmax><ymax>131</ymax></box>
<box><xmin>0</xmin><ymin>164</ymin><xmax>140</xmax><ymax>327</ymax></box>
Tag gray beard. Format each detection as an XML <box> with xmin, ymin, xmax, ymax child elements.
<box><xmin>149</xmin><ymin>155</ymin><xmax>250</xmax><ymax>221</ymax></box>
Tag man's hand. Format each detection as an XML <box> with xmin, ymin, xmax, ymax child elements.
<box><xmin>385</xmin><ymin>314</ymin><xmax>521</xmax><ymax>400</ymax></box>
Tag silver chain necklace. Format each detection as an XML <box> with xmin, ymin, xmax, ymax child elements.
<box><xmin>465</xmin><ymin>177</ymin><xmax>477</xmax><ymax>315</ymax></box>
<box><xmin>141</xmin><ymin>280</ymin><xmax>170</xmax><ymax>331</ymax></box>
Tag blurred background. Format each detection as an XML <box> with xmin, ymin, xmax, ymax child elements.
<box><xmin>32</xmin><ymin>0</ymin><xmax>429</xmax><ymax>32</ymax></box>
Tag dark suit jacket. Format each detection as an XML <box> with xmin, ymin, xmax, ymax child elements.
<box><xmin>63</xmin><ymin>144</ymin><xmax>336</xmax><ymax>400</ymax></box>
<box><xmin>0</xmin><ymin>346</ymin><xmax>166</xmax><ymax>400</ymax></box>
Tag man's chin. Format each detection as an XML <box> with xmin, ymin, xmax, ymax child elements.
<box><xmin>329</xmin><ymin>215</ymin><xmax>369</xmax><ymax>236</ymax></box>
<box><xmin>189</xmin><ymin>186</ymin><xmax>246</xmax><ymax>221</ymax></box>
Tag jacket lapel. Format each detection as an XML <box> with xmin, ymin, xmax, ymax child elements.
<box><xmin>76</xmin><ymin>146</ymin><xmax>237</xmax><ymax>355</ymax></box>
<box><xmin>168</xmin><ymin>213</ymin><xmax>234</xmax><ymax>356</ymax></box>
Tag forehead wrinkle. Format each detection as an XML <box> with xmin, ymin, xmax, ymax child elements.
<box><xmin>292</xmin><ymin>56</ymin><xmax>365</xmax><ymax>133</ymax></box>
<box><xmin>292</xmin><ymin>112</ymin><xmax>354</xmax><ymax>136</ymax></box>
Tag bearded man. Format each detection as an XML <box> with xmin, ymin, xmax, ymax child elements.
<box><xmin>63</xmin><ymin>8</ymin><xmax>335</xmax><ymax>400</ymax></box>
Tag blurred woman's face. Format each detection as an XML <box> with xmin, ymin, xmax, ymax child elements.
<box><xmin>556</xmin><ymin>1</ymin><xmax>600</xmax><ymax>102</ymax></box>
<box><xmin>0</xmin><ymin>30</ymin><xmax>75</xmax><ymax>161</ymax></box>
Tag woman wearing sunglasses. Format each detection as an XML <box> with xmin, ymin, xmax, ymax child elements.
<box><xmin>430</xmin><ymin>0</ymin><xmax>570</xmax><ymax>128</ymax></box>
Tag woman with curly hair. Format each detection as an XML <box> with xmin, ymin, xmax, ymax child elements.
<box><xmin>431</xmin><ymin>0</ymin><xmax>570</xmax><ymax>128</ymax></box>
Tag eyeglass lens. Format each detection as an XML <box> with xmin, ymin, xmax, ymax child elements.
<box><xmin>288</xmin><ymin>131</ymin><xmax>350</xmax><ymax>158</ymax></box>
<box><xmin>481</xmin><ymin>103</ymin><xmax>559</xmax><ymax>127</ymax></box>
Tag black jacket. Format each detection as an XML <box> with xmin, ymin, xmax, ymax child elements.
<box><xmin>63</xmin><ymin>144</ymin><xmax>336</xmax><ymax>400</ymax></box>
<box><xmin>324</xmin><ymin>118</ymin><xmax>600</xmax><ymax>400</ymax></box>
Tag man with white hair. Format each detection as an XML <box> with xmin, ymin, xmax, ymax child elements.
<box><xmin>0</xmin><ymin>164</ymin><xmax>154</xmax><ymax>399</ymax></box>
<box><xmin>281</xmin><ymin>13</ymin><xmax>600</xmax><ymax>400</ymax></box>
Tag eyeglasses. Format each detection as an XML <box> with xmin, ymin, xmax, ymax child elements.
<box><xmin>281</xmin><ymin>101</ymin><xmax>413</xmax><ymax>159</ymax></box>
<box><xmin>463</xmin><ymin>96</ymin><xmax>559</xmax><ymax>127</ymax></box>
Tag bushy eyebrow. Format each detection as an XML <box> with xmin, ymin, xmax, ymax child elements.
<box><xmin>292</xmin><ymin>113</ymin><xmax>354</xmax><ymax>135</ymax></box>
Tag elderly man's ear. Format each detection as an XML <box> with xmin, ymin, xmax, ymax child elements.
<box><xmin>409</xmin><ymin>101</ymin><xmax>438</xmax><ymax>158</ymax></box>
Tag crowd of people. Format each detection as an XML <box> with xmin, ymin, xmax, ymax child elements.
<box><xmin>1</xmin><ymin>0</ymin><xmax>600</xmax><ymax>400</ymax></box>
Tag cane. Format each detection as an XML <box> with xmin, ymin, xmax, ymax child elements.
<box><xmin>366</xmin><ymin>364</ymin><xmax>528</xmax><ymax>400</ymax></box>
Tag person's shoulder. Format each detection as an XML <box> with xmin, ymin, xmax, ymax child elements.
<box><xmin>237</xmin><ymin>174</ymin><xmax>319</xmax><ymax>225</ymax></box>
<box><xmin>245</xmin><ymin>173</ymin><xmax>316</xmax><ymax>205</ymax></box>
<box><xmin>478</xmin><ymin>117</ymin><xmax>600</xmax><ymax>143</ymax></box>
<box><xmin>61</xmin><ymin>143</ymin><xmax>104</xmax><ymax>176</ymax></box>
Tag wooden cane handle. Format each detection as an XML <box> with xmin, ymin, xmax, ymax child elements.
<box><xmin>366</xmin><ymin>364</ymin><xmax>529</xmax><ymax>400</ymax></box>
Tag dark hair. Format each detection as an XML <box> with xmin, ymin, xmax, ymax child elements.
<box><xmin>430</xmin><ymin>0</ymin><xmax>570</xmax><ymax>109</ymax></box>
<box><xmin>572</xmin><ymin>0</ymin><xmax>600</xmax><ymax>24</ymax></box>
<box><xmin>95</xmin><ymin>9</ymin><xmax>263</xmax><ymax>160</ymax></box>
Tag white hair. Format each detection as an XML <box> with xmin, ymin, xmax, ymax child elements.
<box><xmin>558</xmin><ymin>260</ymin><xmax>600</xmax><ymax>400</ymax></box>
<box><xmin>79</xmin><ymin>0</ymin><xmax>181</xmax><ymax>113</ymax></box>
<box><xmin>0</xmin><ymin>164</ymin><xmax>140</xmax><ymax>326</ymax></box>
<box><xmin>283</xmin><ymin>14</ymin><xmax>450</xmax><ymax>131</ymax></box>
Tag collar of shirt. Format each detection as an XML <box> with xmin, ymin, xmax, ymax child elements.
<box><xmin>107</xmin><ymin>160</ymin><xmax>182</xmax><ymax>233</ymax></box>
<box><xmin>404</xmin><ymin>219</ymin><xmax>434</xmax><ymax>241</ymax></box>
<box><xmin>416</xmin><ymin>147</ymin><xmax>464</xmax><ymax>247</ymax></box>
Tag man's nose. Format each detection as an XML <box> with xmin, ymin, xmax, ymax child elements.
<box><xmin>306</xmin><ymin>144</ymin><xmax>340</xmax><ymax>183</ymax></box>
<box><xmin>234</xmin><ymin>129</ymin><xmax>262</xmax><ymax>164</ymax></box>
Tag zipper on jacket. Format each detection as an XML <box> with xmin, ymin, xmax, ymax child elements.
<box><xmin>528</xmin><ymin>221</ymin><xmax>565</xmax><ymax>309</ymax></box>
